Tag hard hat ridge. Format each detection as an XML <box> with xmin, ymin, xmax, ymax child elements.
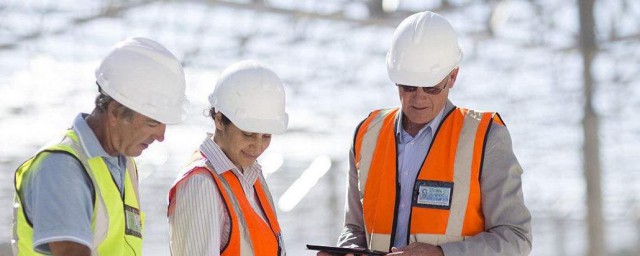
<box><xmin>209</xmin><ymin>60</ymin><xmax>288</xmax><ymax>135</ymax></box>
<box><xmin>95</xmin><ymin>37</ymin><xmax>189</xmax><ymax>124</ymax></box>
<box><xmin>114</xmin><ymin>38</ymin><xmax>184</xmax><ymax>76</ymax></box>
<box><xmin>387</xmin><ymin>11</ymin><xmax>462</xmax><ymax>87</ymax></box>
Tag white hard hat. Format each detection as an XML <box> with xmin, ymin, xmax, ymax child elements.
<box><xmin>386</xmin><ymin>11</ymin><xmax>463</xmax><ymax>87</ymax></box>
<box><xmin>95</xmin><ymin>37</ymin><xmax>189</xmax><ymax>124</ymax></box>
<box><xmin>208</xmin><ymin>60</ymin><xmax>288</xmax><ymax>134</ymax></box>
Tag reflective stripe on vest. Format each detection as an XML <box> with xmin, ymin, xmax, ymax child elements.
<box><xmin>355</xmin><ymin>107</ymin><xmax>503</xmax><ymax>252</ymax></box>
<box><xmin>13</xmin><ymin>130</ymin><xmax>144</xmax><ymax>256</ymax></box>
<box><xmin>168</xmin><ymin>151</ymin><xmax>285</xmax><ymax>256</ymax></box>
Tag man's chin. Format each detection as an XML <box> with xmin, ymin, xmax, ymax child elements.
<box><xmin>127</xmin><ymin>148</ymin><xmax>144</xmax><ymax>157</ymax></box>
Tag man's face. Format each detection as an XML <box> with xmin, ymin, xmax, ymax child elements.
<box><xmin>109</xmin><ymin>109</ymin><xmax>166</xmax><ymax>157</ymax></box>
<box><xmin>214</xmin><ymin>113</ymin><xmax>271</xmax><ymax>170</ymax></box>
<box><xmin>398</xmin><ymin>68</ymin><xmax>458</xmax><ymax>128</ymax></box>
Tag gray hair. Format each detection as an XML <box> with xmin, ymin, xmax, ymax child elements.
<box><xmin>95</xmin><ymin>83</ymin><xmax>134</xmax><ymax>119</ymax></box>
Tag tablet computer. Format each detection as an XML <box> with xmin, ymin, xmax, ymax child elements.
<box><xmin>306</xmin><ymin>244</ymin><xmax>387</xmax><ymax>255</ymax></box>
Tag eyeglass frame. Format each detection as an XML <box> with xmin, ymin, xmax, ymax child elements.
<box><xmin>396</xmin><ymin>78</ymin><xmax>449</xmax><ymax>95</ymax></box>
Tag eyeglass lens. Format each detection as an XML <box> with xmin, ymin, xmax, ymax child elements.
<box><xmin>398</xmin><ymin>84</ymin><xmax>443</xmax><ymax>95</ymax></box>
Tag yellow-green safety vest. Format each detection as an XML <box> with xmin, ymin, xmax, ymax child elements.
<box><xmin>12</xmin><ymin>129</ymin><xmax>144</xmax><ymax>255</ymax></box>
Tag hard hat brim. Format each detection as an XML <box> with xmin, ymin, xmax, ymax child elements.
<box><xmin>227</xmin><ymin>112</ymin><xmax>289</xmax><ymax>135</ymax></box>
<box><xmin>99</xmin><ymin>80</ymin><xmax>189</xmax><ymax>124</ymax></box>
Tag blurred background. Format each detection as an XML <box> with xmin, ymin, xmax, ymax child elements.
<box><xmin>0</xmin><ymin>0</ymin><xmax>638</xmax><ymax>255</ymax></box>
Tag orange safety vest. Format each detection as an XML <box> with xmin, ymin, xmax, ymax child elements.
<box><xmin>168</xmin><ymin>151</ymin><xmax>284</xmax><ymax>256</ymax></box>
<box><xmin>354</xmin><ymin>107</ymin><xmax>504</xmax><ymax>252</ymax></box>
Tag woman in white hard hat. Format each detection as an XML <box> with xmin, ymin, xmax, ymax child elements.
<box><xmin>168</xmin><ymin>60</ymin><xmax>288</xmax><ymax>256</ymax></box>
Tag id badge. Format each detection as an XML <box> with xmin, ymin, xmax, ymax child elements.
<box><xmin>413</xmin><ymin>180</ymin><xmax>454</xmax><ymax>210</ymax></box>
<box><xmin>124</xmin><ymin>205</ymin><xmax>142</xmax><ymax>238</ymax></box>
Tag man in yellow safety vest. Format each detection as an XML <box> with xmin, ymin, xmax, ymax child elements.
<box><xmin>12</xmin><ymin>37</ymin><xmax>189</xmax><ymax>256</ymax></box>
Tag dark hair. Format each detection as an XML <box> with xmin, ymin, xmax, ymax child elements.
<box><xmin>209</xmin><ymin>108</ymin><xmax>231</xmax><ymax>125</ymax></box>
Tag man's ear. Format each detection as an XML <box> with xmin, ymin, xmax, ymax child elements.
<box><xmin>448</xmin><ymin>67</ymin><xmax>460</xmax><ymax>89</ymax></box>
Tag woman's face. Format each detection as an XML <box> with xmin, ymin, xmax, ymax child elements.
<box><xmin>214</xmin><ymin>113</ymin><xmax>271</xmax><ymax>170</ymax></box>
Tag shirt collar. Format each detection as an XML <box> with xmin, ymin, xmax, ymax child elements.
<box><xmin>198</xmin><ymin>133</ymin><xmax>262</xmax><ymax>178</ymax></box>
<box><xmin>395</xmin><ymin>105</ymin><xmax>446</xmax><ymax>139</ymax></box>
<box><xmin>72</xmin><ymin>113</ymin><xmax>113</xmax><ymax>159</ymax></box>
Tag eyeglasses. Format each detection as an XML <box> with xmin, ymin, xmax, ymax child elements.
<box><xmin>397</xmin><ymin>81</ymin><xmax>448</xmax><ymax>95</ymax></box>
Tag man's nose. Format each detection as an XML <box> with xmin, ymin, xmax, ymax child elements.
<box><xmin>154</xmin><ymin>124</ymin><xmax>166</xmax><ymax>142</ymax></box>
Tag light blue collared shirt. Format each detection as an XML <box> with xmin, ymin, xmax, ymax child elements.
<box><xmin>72</xmin><ymin>113</ymin><xmax>127</xmax><ymax>193</ymax></box>
<box><xmin>21</xmin><ymin>113</ymin><xmax>127</xmax><ymax>253</ymax></box>
<box><xmin>393</xmin><ymin>107</ymin><xmax>446</xmax><ymax>247</ymax></box>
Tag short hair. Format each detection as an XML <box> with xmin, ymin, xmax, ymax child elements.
<box><xmin>94</xmin><ymin>93</ymin><xmax>112</xmax><ymax>112</ymax></box>
<box><xmin>208</xmin><ymin>108</ymin><xmax>231</xmax><ymax>125</ymax></box>
<box><xmin>95</xmin><ymin>84</ymin><xmax>134</xmax><ymax>119</ymax></box>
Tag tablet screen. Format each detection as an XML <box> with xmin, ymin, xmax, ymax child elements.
<box><xmin>306</xmin><ymin>244</ymin><xmax>387</xmax><ymax>255</ymax></box>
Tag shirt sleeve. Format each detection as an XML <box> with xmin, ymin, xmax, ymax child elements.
<box><xmin>440</xmin><ymin>123</ymin><xmax>533</xmax><ymax>255</ymax></box>
<box><xmin>168</xmin><ymin>173</ymin><xmax>225</xmax><ymax>256</ymax></box>
<box><xmin>336</xmin><ymin>146</ymin><xmax>368</xmax><ymax>248</ymax></box>
<box><xmin>21</xmin><ymin>152</ymin><xmax>94</xmax><ymax>254</ymax></box>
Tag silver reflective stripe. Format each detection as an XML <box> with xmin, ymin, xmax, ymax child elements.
<box><xmin>240</xmin><ymin>227</ymin><xmax>253</xmax><ymax>256</ymax></box>
<box><xmin>369</xmin><ymin>233</ymin><xmax>391</xmax><ymax>252</ymax></box>
<box><xmin>256</xmin><ymin>174</ymin><xmax>277</xmax><ymax>217</ymax></box>
<box><xmin>410</xmin><ymin>234</ymin><xmax>470</xmax><ymax>245</ymax></box>
<box><xmin>446</xmin><ymin>110</ymin><xmax>483</xmax><ymax>236</ymax></box>
<box><xmin>256</xmin><ymin>174</ymin><xmax>287</xmax><ymax>256</ymax></box>
<box><xmin>126</xmin><ymin>159</ymin><xmax>139</xmax><ymax>206</ymax></box>
<box><xmin>358</xmin><ymin>109</ymin><xmax>397</xmax><ymax>252</ymax></box>
<box><xmin>66</xmin><ymin>137</ymin><xmax>107</xmax><ymax>255</ymax></box>
<box><xmin>358</xmin><ymin>109</ymin><xmax>396</xmax><ymax>200</ymax></box>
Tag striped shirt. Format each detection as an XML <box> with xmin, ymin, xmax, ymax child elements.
<box><xmin>168</xmin><ymin>133</ymin><xmax>267</xmax><ymax>256</ymax></box>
